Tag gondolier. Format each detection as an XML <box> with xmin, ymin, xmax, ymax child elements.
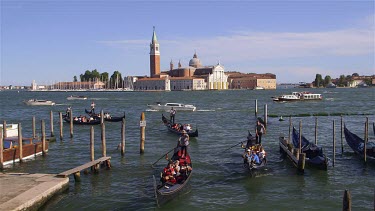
<box><xmin>170</xmin><ymin>107</ymin><xmax>176</xmax><ymax>124</ymax></box>
<box><xmin>255</xmin><ymin>120</ymin><xmax>266</xmax><ymax>144</ymax></box>
<box><xmin>91</xmin><ymin>101</ymin><xmax>96</xmax><ymax>113</ymax></box>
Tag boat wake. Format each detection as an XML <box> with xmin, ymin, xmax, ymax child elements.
<box><xmin>196</xmin><ymin>109</ymin><xmax>215</xmax><ymax>112</ymax></box>
<box><xmin>325</xmin><ymin>98</ymin><xmax>334</xmax><ymax>101</ymax></box>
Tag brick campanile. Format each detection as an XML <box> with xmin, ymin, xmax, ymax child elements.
<box><xmin>150</xmin><ymin>27</ymin><xmax>160</xmax><ymax>78</ymax></box>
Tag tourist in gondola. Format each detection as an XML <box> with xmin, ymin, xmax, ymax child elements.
<box><xmin>170</xmin><ymin>107</ymin><xmax>176</xmax><ymax>124</ymax></box>
<box><xmin>251</xmin><ymin>151</ymin><xmax>260</xmax><ymax>164</ymax></box>
<box><xmin>162</xmin><ymin>161</ymin><xmax>176</xmax><ymax>184</ymax></box>
<box><xmin>255</xmin><ymin>120</ymin><xmax>266</xmax><ymax>144</ymax></box>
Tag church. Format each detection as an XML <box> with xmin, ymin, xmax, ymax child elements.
<box><xmin>133</xmin><ymin>28</ymin><xmax>229</xmax><ymax>91</ymax></box>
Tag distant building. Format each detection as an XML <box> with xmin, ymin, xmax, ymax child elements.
<box><xmin>227</xmin><ymin>72</ymin><xmax>276</xmax><ymax>89</ymax></box>
<box><xmin>134</xmin><ymin>28</ymin><xmax>228</xmax><ymax>91</ymax></box>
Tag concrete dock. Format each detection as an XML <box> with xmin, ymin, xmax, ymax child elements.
<box><xmin>0</xmin><ymin>173</ymin><xmax>69</xmax><ymax>211</ymax></box>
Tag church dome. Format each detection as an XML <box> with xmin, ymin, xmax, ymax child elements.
<box><xmin>188</xmin><ymin>52</ymin><xmax>202</xmax><ymax>68</ymax></box>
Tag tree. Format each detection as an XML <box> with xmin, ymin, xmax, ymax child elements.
<box><xmin>337</xmin><ymin>75</ymin><xmax>346</xmax><ymax>87</ymax></box>
<box><xmin>73</xmin><ymin>76</ymin><xmax>78</xmax><ymax>82</ymax></box>
<box><xmin>314</xmin><ymin>74</ymin><xmax>323</xmax><ymax>87</ymax></box>
<box><xmin>323</xmin><ymin>75</ymin><xmax>331</xmax><ymax>87</ymax></box>
<box><xmin>352</xmin><ymin>73</ymin><xmax>359</xmax><ymax>77</ymax></box>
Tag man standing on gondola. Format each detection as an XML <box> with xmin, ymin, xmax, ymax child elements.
<box><xmin>255</xmin><ymin>120</ymin><xmax>266</xmax><ymax>144</ymax></box>
<box><xmin>170</xmin><ymin>107</ymin><xmax>176</xmax><ymax>124</ymax></box>
<box><xmin>91</xmin><ymin>101</ymin><xmax>96</xmax><ymax>114</ymax></box>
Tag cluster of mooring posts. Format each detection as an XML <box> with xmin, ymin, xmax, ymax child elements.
<box><xmin>277</xmin><ymin>115</ymin><xmax>372</xmax><ymax>174</ymax></box>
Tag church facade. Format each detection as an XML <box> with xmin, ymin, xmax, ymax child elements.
<box><xmin>134</xmin><ymin>28</ymin><xmax>229</xmax><ymax>91</ymax></box>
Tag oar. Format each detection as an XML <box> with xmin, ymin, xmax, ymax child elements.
<box><xmin>221</xmin><ymin>141</ymin><xmax>244</xmax><ymax>153</ymax></box>
<box><xmin>151</xmin><ymin>147</ymin><xmax>175</xmax><ymax>168</ymax></box>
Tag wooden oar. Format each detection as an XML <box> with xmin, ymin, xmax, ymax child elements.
<box><xmin>221</xmin><ymin>141</ymin><xmax>243</xmax><ymax>153</ymax></box>
<box><xmin>151</xmin><ymin>147</ymin><xmax>175</xmax><ymax>167</ymax></box>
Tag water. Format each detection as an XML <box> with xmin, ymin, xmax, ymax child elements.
<box><xmin>0</xmin><ymin>88</ymin><xmax>374</xmax><ymax>210</ymax></box>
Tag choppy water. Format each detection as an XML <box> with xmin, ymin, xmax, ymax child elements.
<box><xmin>0</xmin><ymin>88</ymin><xmax>374</xmax><ymax>210</ymax></box>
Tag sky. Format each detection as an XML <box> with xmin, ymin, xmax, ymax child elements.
<box><xmin>1</xmin><ymin>0</ymin><xmax>374</xmax><ymax>86</ymax></box>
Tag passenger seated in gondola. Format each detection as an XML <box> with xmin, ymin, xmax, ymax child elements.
<box><xmin>258</xmin><ymin>146</ymin><xmax>266</xmax><ymax>160</ymax></box>
<box><xmin>186</xmin><ymin>124</ymin><xmax>191</xmax><ymax>132</ymax></box>
<box><xmin>74</xmin><ymin>116</ymin><xmax>79</xmax><ymax>121</ymax></box>
<box><xmin>162</xmin><ymin>161</ymin><xmax>176</xmax><ymax>184</ymax></box>
<box><xmin>104</xmin><ymin>113</ymin><xmax>111</xmax><ymax>119</ymax></box>
<box><xmin>250</xmin><ymin>151</ymin><xmax>260</xmax><ymax>164</ymax></box>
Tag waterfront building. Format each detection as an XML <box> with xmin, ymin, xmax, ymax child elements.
<box><xmin>228</xmin><ymin>72</ymin><xmax>276</xmax><ymax>90</ymax></box>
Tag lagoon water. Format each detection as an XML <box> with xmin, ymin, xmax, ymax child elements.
<box><xmin>0</xmin><ymin>88</ymin><xmax>374</xmax><ymax>210</ymax></box>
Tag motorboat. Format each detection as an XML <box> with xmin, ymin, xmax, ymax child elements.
<box><xmin>273</xmin><ymin>92</ymin><xmax>322</xmax><ymax>102</ymax></box>
<box><xmin>67</xmin><ymin>95</ymin><xmax>88</xmax><ymax>100</ymax></box>
<box><xmin>253</xmin><ymin>86</ymin><xmax>265</xmax><ymax>90</ymax></box>
<box><xmin>147</xmin><ymin>102</ymin><xmax>196</xmax><ymax>111</ymax></box>
<box><xmin>0</xmin><ymin>123</ymin><xmax>18</xmax><ymax>137</ymax></box>
<box><xmin>24</xmin><ymin>99</ymin><xmax>56</xmax><ymax>106</ymax></box>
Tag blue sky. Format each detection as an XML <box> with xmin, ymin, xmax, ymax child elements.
<box><xmin>1</xmin><ymin>0</ymin><xmax>374</xmax><ymax>86</ymax></box>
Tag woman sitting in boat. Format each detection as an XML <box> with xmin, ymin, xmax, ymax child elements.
<box><xmin>162</xmin><ymin>161</ymin><xmax>176</xmax><ymax>184</ymax></box>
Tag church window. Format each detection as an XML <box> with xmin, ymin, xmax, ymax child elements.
<box><xmin>156</xmin><ymin>47</ymin><xmax>159</xmax><ymax>51</ymax></box>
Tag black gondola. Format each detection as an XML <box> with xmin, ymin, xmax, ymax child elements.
<box><xmin>63</xmin><ymin>115</ymin><xmax>101</xmax><ymax>125</ymax></box>
<box><xmin>242</xmin><ymin>132</ymin><xmax>267</xmax><ymax>176</ymax></box>
<box><xmin>292</xmin><ymin>127</ymin><xmax>328</xmax><ymax>170</ymax></box>
<box><xmin>153</xmin><ymin>147</ymin><xmax>193</xmax><ymax>207</ymax></box>
<box><xmin>344</xmin><ymin>125</ymin><xmax>375</xmax><ymax>159</ymax></box>
<box><xmin>85</xmin><ymin>109</ymin><xmax>125</xmax><ymax>122</ymax></box>
<box><xmin>161</xmin><ymin>114</ymin><xmax>198</xmax><ymax>137</ymax></box>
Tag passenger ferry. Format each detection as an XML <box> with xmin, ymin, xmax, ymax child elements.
<box><xmin>273</xmin><ymin>92</ymin><xmax>322</xmax><ymax>102</ymax></box>
<box><xmin>147</xmin><ymin>102</ymin><xmax>196</xmax><ymax>111</ymax></box>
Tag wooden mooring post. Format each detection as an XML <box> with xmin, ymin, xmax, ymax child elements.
<box><xmin>70</xmin><ymin>108</ymin><xmax>73</xmax><ymax>138</ymax></box>
<box><xmin>18</xmin><ymin>123</ymin><xmax>23</xmax><ymax>162</ymax></box>
<box><xmin>333</xmin><ymin>120</ymin><xmax>336</xmax><ymax>167</ymax></box>
<box><xmin>343</xmin><ymin>189</ymin><xmax>351</xmax><ymax>211</ymax></box>
<box><xmin>59</xmin><ymin>112</ymin><xmax>63</xmax><ymax>140</ymax></box>
<box><xmin>255</xmin><ymin>99</ymin><xmax>258</xmax><ymax>117</ymax></box>
<box><xmin>264</xmin><ymin>104</ymin><xmax>268</xmax><ymax>126</ymax></box>
<box><xmin>0</xmin><ymin>131</ymin><xmax>3</xmax><ymax>168</ymax></box>
<box><xmin>90</xmin><ymin>126</ymin><xmax>96</xmax><ymax>172</ymax></box>
<box><xmin>288</xmin><ymin>116</ymin><xmax>292</xmax><ymax>144</ymax></box>
<box><xmin>315</xmin><ymin>117</ymin><xmax>318</xmax><ymax>145</ymax></box>
<box><xmin>121</xmin><ymin>117</ymin><xmax>126</xmax><ymax>156</ymax></box>
<box><xmin>299</xmin><ymin>121</ymin><xmax>302</xmax><ymax>154</ymax></box>
<box><xmin>140</xmin><ymin>112</ymin><xmax>146</xmax><ymax>154</ymax></box>
<box><xmin>341</xmin><ymin>115</ymin><xmax>343</xmax><ymax>154</ymax></box>
<box><xmin>2</xmin><ymin>120</ymin><xmax>6</xmax><ymax>139</ymax></box>
<box><xmin>41</xmin><ymin>120</ymin><xmax>46</xmax><ymax>156</ymax></box>
<box><xmin>32</xmin><ymin>116</ymin><xmax>36</xmax><ymax>139</ymax></box>
<box><xmin>101</xmin><ymin>122</ymin><xmax>106</xmax><ymax>157</ymax></box>
<box><xmin>100</xmin><ymin>110</ymin><xmax>104</xmax><ymax>124</ymax></box>
<box><xmin>50</xmin><ymin>110</ymin><xmax>54</xmax><ymax>137</ymax></box>
<box><xmin>364</xmin><ymin>117</ymin><xmax>368</xmax><ymax>163</ymax></box>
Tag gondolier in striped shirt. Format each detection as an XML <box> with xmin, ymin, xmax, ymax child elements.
<box><xmin>170</xmin><ymin>107</ymin><xmax>176</xmax><ymax>124</ymax></box>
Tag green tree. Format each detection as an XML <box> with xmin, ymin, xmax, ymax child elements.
<box><xmin>363</xmin><ymin>78</ymin><xmax>372</xmax><ymax>86</ymax></box>
<box><xmin>100</xmin><ymin>72</ymin><xmax>109</xmax><ymax>83</ymax></box>
<box><xmin>73</xmin><ymin>76</ymin><xmax>78</xmax><ymax>82</ymax></box>
<box><xmin>314</xmin><ymin>74</ymin><xmax>323</xmax><ymax>87</ymax></box>
<box><xmin>323</xmin><ymin>75</ymin><xmax>331</xmax><ymax>87</ymax></box>
<box><xmin>337</xmin><ymin>75</ymin><xmax>346</xmax><ymax>87</ymax></box>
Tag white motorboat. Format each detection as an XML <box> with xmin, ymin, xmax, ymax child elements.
<box><xmin>24</xmin><ymin>99</ymin><xmax>56</xmax><ymax>106</ymax></box>
<box><xmin>0</xmin><ymin>123</ymin><xmax>18</xmax><ymax>137</ymax></box>
<box><xmin>67</xmin><ymin>95</ymin><xmax>88</xmax><ymax>100</ymax></box>
<box><xmin>147</xmin><ymin>102</ymin><xmax>196</xmax><ymax>111</ymax></box>
<box><xmin>273</xmin><ymin>92</ymin><xmax>322</xmax><ymax>102</ymax></box>
<box><xmin>253</xmin><ymin>86</ymin><xmax>265</xmax><ymax>90</ymax></box>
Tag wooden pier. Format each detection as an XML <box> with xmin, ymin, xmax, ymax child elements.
<box><xmin>279</xmin><ymin>135</ymin><xmax>306</xmax><ymax>173</ymax></box>
<box><xmin>57</xmin><ymin>156</ymin><xmax>111</xmax><ymax>182</ymax></box>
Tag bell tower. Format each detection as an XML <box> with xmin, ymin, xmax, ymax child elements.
<box><xmin>150</xmin><ymin>26</ymin><xmax>160</xmax><ymax>78</ymax></box>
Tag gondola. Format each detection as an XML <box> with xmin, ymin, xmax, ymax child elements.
<box><xmin>63</xmin><ymin>115</ymin><xmax>101</xmax><ymax>125</ymax></box>
<box><xmin>85</xmin><ymin>109</ymin><xmax>125</xmax><ymax>122</ymax></box>
<box><xmin>242</xmin><ymin>132</ymin><xmax>267</xmax><ymax>176</ymax></box>
<box><xmin>292</xmin><ymin>127</ymin><xmax>328</xmax><ymax>170</ymax></box>
<box><xmin>161</xmin><ymin>114</ymin><xmax>198</xmax><ymax>137</ymax></box>
<box><xmin>153</xmin><ymin>147</ymin><xmax>193</xmax><ymax>207</ymax></box>
<box><xmin>344</xmin><ymin>125</ymin><xmax>375</xmax><ymax>159</ymax></box>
